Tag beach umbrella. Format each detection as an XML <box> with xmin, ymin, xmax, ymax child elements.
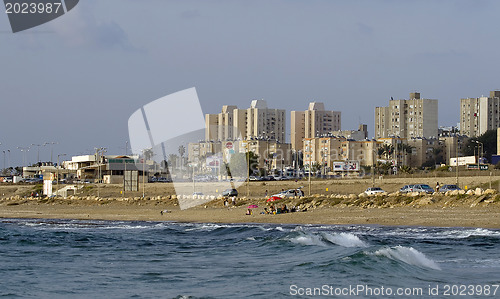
<box><xmin>266</xmin><ymin>196</ymin><xmax>281</xmax><ymax>202</ymax></box>
<box><xmin>247</xmin><ymin>204</ymin><xmax>258</xmax><ymax>209</ymax></box>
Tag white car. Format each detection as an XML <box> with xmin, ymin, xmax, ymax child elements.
<box><xmin>364</xmin><ymin>187</ymin><xmax>385</xmax><ymax>195</ymax></box>
<box><xmin>272</xmin><ymin>188</ymin><xmax>304</xmax><ymax>198</ymax></box>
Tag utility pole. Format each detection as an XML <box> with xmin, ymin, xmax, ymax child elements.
<box><xmin>143</xmin><ymin>154</ymin><xmax>146</xmax><ymax>198</ymax></box>
<box><xmin>455</xmin><ymin>136</ymin><xmax>459</xmax><ymax>186</ymax></box>
<box><xmin>372</xmin><ymin>147</ymin><xmax>376</xmax><ymax>187</ymax></box>
<box><xmin>57</xmin><ymin>154</ymin><xmax>66</xmax><ymax>197</ymax></box>
<box><xmin>246</xmin><ymin>142</ymin><xmax>249</xmax><ymax>197</ymax></box>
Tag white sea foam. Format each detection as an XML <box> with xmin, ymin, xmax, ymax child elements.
<box><xmin>374</xmin><ymin>246</ymin><xmax>441</xmax><ymax>270</ymax></box>
<box><xmin>322</xmin><ymin>232</ymin><xmax>368</xmax><ymax>248</ymax></box>
<box><xmin>183</xmin><ymin>223</ymin><xmax>232</xmax><ymax>231</ymax></box>
<box><xmin>289</xmin><ymin>232</ymin><xmax>326</xmax><ymax>246</ymax></box>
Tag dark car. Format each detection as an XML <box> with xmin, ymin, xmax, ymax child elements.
<box><xmin>412</xmin><ymin>184</ymin><xmax>435</xmax><ymax>194</ymax></box>
<box><xmin>439</xmin><ymin>184</ymin><xmax>461</xmax><ymax>192</ymax></box>
<box><xmin>222</xmin><ymin>188</ymin><xmax>238</xmax><ymax>197</ymax></box>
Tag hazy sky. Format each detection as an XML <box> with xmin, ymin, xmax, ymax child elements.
<box><xmin>1</xmin><ymin>0</ymin><xmax>500</xmax><ymax>166</ymax></box>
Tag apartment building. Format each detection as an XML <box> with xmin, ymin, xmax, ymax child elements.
<box><xmin>340</xmin><ymin>140</ymin><xmax>380</xmax><ymax>166</ymax></box>
<box><xmin>291</xmin><ymin>102</ymin><xmax>341</xmax><ymax>151</ymax></box>
<box><xmin>460</xmin><ymin>91</ymin><xmax>500</xmax><ymax>137</ymax></box>
<box><xmin>205</xmin><ymin>100</ymin><xmax>286</xmax><ymax>142</ymax></box>
<box><xmin>375</xmin><ymin>92</ymin><xmax>438</xmax><ymax>139</ymax></box>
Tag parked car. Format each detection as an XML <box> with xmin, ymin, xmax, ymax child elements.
<box><xmin>222</xmin><ymin>188</ymin><xmax>238</xmax><ymax>197</ymax></box>
<box><xmin>400</xmin><ymin>185</ymin><xmax>415</xmax><ymax>193</ymax></box>
<box><xmin>272</xmin><ymin>188</ymin><xmax>304</xmax><ymax>198</ymax></box>
<box><xmin>412</xmin><ymin>184</ymin><xmax>435</xmax><ymax>194</ymax></box>
<box><xmin>439</xmin><ymin>184</ymin><xmax>461</xmax><ymax>192</ymax></box>
<box><xmin>365</xmin><ymin>187</ymin><xmax>385</xmax><ymax>195</ymax></box>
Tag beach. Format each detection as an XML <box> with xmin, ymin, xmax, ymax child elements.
<box><xmin>0</xmin><ymin>192</ymin><xmax>499</xmax><ymax>228</ymax></box>
<box><xmin>1</xmin><ymin>175</ymin><xmax>500</xmax><ymax>228</ymax></box>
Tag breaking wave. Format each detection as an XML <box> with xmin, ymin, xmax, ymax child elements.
<box><xmin>374</xmin><ymin>246</ymin><xmax>441</xmax><ymax>270</ymax></box>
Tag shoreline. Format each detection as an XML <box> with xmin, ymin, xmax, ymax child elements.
<box><xmin>1</xmin><ymin>199</ymin><xmax>499</xmax><ymax>229</ymax></box>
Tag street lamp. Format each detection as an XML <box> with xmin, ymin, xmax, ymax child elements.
<box><xmin>2</xmin><ymin>150</ymin><xmax>6</xmax><ymax>172</ymax></box>
<box><xmin>94</xmin><ymin>147</ymin><xmax>107</xmax><ymax>197</ymax></box>
<box><xmin>30</xmin><ymin>143</ymin><xmax>46</xmax><ymax>163</ymax></box>
<box><xmin>44</xmin><ymin>142</ymin><xmax>57</xmax><ymax>164</ymax></box>
<box><xmin>17</xmin><ymin>147</ymin><xmax>30</xmax><ymax>166</ymax></box>
<box><xmin>474</xmin><ymin>140</ymin><xmax>483</xmax><ymax>171</ymax></box>
<box><xmin>56</xmin><ymin>154</ymin><xmax>66</xmax><ymax>197</ymax></box>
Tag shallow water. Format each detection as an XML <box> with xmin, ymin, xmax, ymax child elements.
<box><xmin>0</xmin><ymin>219</ymin><xmax>499</xmax><ymax>298</ymax></box>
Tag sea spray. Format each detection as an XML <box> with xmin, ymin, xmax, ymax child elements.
<box><xmin>322</xmin><ymin>232</ymin><xmax>368</xmax><ymax>248</ymax></box>
<box><xmin>374</xmin><ymin>246</ymin><xmax>441</xmax><ymax>270</ymax></box>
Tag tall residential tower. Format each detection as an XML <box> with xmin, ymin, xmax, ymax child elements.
<box><xmin>375</xmin><ymin>92</ymin><xmax>438</xmax><ymax>139</ymax></box>
<box><xmin>290</xmin><ymin>102</ymin><xmax>341</xmax><ymax>151</ymax></box>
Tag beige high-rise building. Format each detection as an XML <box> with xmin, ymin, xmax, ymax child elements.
<box><xmin>205</xmin><ymin>100</ymin><xmax>286</xmax><ymax>142</ymax></box>
<box><xmin>291</xmin><ymin>102</ymin><xmax>341</xmax><ymax>151</ymax></box>
<box><xmin>375</xmin><ymin>92</ymin><xmax>438</xmax><ymax>139</ymax></box>
<box><xmin>460</xmin><ymin>91</ymin><xmax>500</xmax><ymax>137</ymax></box>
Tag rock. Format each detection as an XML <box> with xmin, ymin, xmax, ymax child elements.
<box><xmin>466</xmin><ymin>190</ymin><xmax>475</xmax><ymax>195</ymax></box>
<box><xmin>388</xmin><ymin>192</ymin><xmax>400</xmax><ymax>197</ymax></box>
<box><xmin>410</xmin><ymin>192</ymin><xmax>420</xmax><ymax>197</ymax></box>
<box><xmin>348</xmin><ymin>194</ymin><xmax>357</xmax><ymax>200</ymax></box>
<box><xmin>475</xmin><ymin>188</ymin><xmax>484</xmax><ymax>196</ymax></box>
<box><xmin>484</xmin><ymin>189</ymin><xmax>497</xmax><ymax>195</ymax></box>
<box><xmin>458</xmin><ymin>190</ymin><xmax>466</xmax><ymax>195</ymax></box>
<box><xmin>171</xmin><ymin>195</ymin><xmax>177</xmax><ymax>200</ymax></box>
<box><xmin>417</xmin><ymin>198</ymin><xmax>433</xmax><ymax>205</ymax></box>
<box><xmin>470</xmin><ymin>195</ymin><xmax>487</xmax><ymax>207</ymax></box>
<box><xmin>358</xmin><ymin>193</ymin><xmax>367</xmax><ymax>198</ymax></box>
<box><xmin>450</xmin><ymin>190</ymin><xmax>459</xmax><ymax>196</ymax></box>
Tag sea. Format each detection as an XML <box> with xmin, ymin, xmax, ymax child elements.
<box><xmin>0</xmin><ymin>219</ymin><xmax>499</xmax><ymax>299</ymax></box>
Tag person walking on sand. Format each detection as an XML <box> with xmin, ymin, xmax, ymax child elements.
<box><xmin>265</xmin><ymin>190</ymin><xmax>268</xmax><ymax>197</ymax></box>
<box><xmin>436</xmin><ymin>182</ymin><xmax>440</xmax><ymax>192</ymax></box>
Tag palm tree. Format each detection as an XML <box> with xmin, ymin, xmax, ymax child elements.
<box><xmin>397</xmin><ymin>143</ymin><xmax>413</xmax><ymax>166</ymax></box>
<box><xmin>143</xmin><ymin>148</ymin><xmax>154</xmax><ymax>160</ymax></box>
<box><xmin>380</xmin><ymin>144</ymin><xmax>394</xmax><ymax>160</ymax></box>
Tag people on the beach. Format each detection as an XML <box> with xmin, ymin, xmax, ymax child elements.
<box><xmin>246</xmin><ymin>209</ymin><xmax>252</xmax><ymax>215</ymax></box>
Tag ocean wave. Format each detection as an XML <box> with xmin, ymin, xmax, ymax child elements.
<box><xmin>375</xmin><ymin>227</ymin><xmax>500</xmax><ymax>241</ymax></box>
<box><xmin>322</xmin><ymin>232</ymin><xmax>368</xmax><ymax>248</ymax></box>
<box><xmin>289</xmin><ymin>232</ymin><xmax>327</xmax><ymax>246</ymax></box>
<box><xmin>373</xmin><ymin>246</ymin><xmax>441</xmax><ymax>270</ymax></box>
<box><xmin>287</xmin><ymin>231</ymin><xmax>368</xmax><ymax>248</ymax></box>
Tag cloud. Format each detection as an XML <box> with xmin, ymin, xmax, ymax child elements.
<box><xmin>48</xmin><ymin>4</ymin><xmax>136</xmax><ymax>51</ymax></box>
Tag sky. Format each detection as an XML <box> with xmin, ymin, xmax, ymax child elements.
<box><xmin>1</xmin><ymin>0</ymin><xmax>500</xmax><ymax>167</ymax></box>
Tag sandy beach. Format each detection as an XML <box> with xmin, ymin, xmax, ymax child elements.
<box><xmin>0</xmin><ymin>192</ymin><xmax>499</xmax><ymax>228</ymax></box>
<box><xmin>1</xmin><ymin>175</ymin><xmax>499</xmax><ymax>228</ymax></box>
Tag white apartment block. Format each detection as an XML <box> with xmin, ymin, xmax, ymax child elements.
<box><xmin>291</xmin><ymin>102</ymin><xmax>341</xmax><ymax>151</ymax></box>
<box><xmin>375</xmin><ymin>92</ymin><xmax>438</xmax><ymax>139</ymax></box>
<box><xmin>205</xmin><ymin>100</ymin><xmax>286</xmax><ymax>142</ymax></box>
<box><xmin>460</xmin><ymin>91</ymin><xmax>500</xmax><ymax>137</ymax></box>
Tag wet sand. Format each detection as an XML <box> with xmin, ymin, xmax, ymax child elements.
<box><xmin>0</xmin><ymin>198</ymin><xmax>499</xmax><ymax>228</ymax></box>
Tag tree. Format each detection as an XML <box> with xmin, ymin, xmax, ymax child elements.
<box><xmin>431</xmin><ymin>147</ymin><xmax>444</xmax><ymax>166</ymax></box>
<box><xmin>380</xmin><ymin>144</ymin><xmax>394</xmax><ymax>160</ymax></box>
<box><xmin>143</xmin><ymin>148</ymin><xmax>154</xmax><ymax>160</ymax></box>
<box><xmin>462</xmin><ymin>130</ymin><xmax>497</xmax><ymax>162</ymax></box>
<box><xmin>398</xmin><ymin>143</ymin><xmax>413</xmax><ymax>166</ymax></box>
